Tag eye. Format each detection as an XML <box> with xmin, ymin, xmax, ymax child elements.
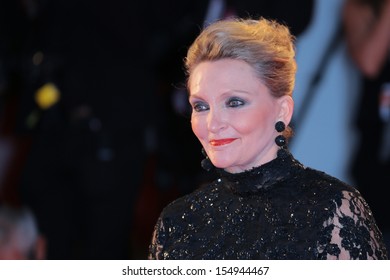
<box><xmin>192</xmin><ymin>101</ymin><xmax>209</xmax><ymax>112</ymax></box>
<box><xmin>227</xmin><ymin>97</ymin><xmax>245</xmax><ymax>108</ymax></box>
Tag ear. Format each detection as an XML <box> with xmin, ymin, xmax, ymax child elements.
<box><xmin>277</xmin><ymin>95</ymin><xmax>294</xmax><ymax>125</ymax></box>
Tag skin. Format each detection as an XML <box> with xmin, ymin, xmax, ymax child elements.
<box><xmin>342</xmin><ymin>0</ymin><xmax>390</xmax><ymax>78</ymax></box>
<box><xmin>188</xmin><ymin>59</ymin><xmax>293</xmax><ymax>173</ymax></box>
<box><xmin>0</xmin><ymin>235</ymin><xmax>46</xmax><ymax>260</ymax></box>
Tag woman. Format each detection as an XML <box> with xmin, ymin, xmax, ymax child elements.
<box><xmin>148</xmin><ymin>17</ymin><xmax>388</xmax><ymax>259</ymax></box>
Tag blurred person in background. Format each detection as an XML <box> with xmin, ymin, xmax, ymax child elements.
<box><xmin>289</xmin><ymin>0</ymin><xmax>362</xmax><ymax>185</ymax></box>
<box><xmin>342</xmin><ymin>0</ymin><xmax>390</xmax><ymax>248</ymax></box>
<box><xmin>0</xmin><ymin>204</ymin><xmax>46</xmax><ymax>260</ymax></box>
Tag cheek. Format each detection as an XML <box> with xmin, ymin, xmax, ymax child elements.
<box><xmin>191</xmin><ymin>115</ymin><xmax>205</xmax><ymax>140</ymax></box>
<box><xmin>233</xmin><ymin>110</ymin><xmax>269</xmax><ymax>136</ymax></box>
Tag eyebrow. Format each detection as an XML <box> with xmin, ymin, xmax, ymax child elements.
<box><xmin>188</xmin><ymin>93</ymin><xmax>203</xmax><ymax>100</ymax></box>
<box><xmin>190</xmin><ymin>89</ymin><xmax>253</xmax><ymax>99</ymax></box>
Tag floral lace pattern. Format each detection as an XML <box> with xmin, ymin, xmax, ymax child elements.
<box><xmin>149</xmin><ymin>151</ymin><xmax>388</xmax><ymax>259</ymax></box>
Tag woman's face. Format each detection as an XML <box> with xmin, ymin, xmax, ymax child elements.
<box><xmin>189</xmin><ymin>59</ymin><xmax>288</xmax><ymax>173</ymax></box>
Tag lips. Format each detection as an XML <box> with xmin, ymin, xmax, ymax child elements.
<box><xmin>209</xmin><ymin>138</ymin><xmax>236</xmax><ymax>146</ymax></box>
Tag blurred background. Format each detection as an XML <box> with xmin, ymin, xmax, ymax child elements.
<box><xmin>0</xmin><ymin>0</ymin><xmax>389</xmax><ymax>259</ymax></box>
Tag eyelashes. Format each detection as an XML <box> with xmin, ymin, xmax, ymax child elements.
<box><xmin>191</xmin><ymin>97</ymin><xmax>246</xmax><ymax>112</ymax></box>
<box><xmin>192</xmin><ymin>101</ymin><xmax>209</xmax><ymax>112</ymax></box>
<box><xmin>227</xmin><ymin>97</ymin><xmax>245</xmax><ymax>107</ymax></box>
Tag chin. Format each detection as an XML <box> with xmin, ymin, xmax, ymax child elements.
<box><xmin>210</xmin><ymin>158</ymin><xmax>233</xmax><ymax>170</ymax></box>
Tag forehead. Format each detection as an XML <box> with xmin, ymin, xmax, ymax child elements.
<box><xmin>189</xmin><ymin>59</ymin><xmax>266</xmax><ymax>96</ymax></box>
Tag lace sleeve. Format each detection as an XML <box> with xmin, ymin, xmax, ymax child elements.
<box><xmin>148</xmin><ymin>216</ymin><xmax>165</xmax><ymax>260</ymax></box>
<box><xmin>321</xmin><ymin>190</ymin><xmax>388</xmax><ymax>259</ymax></box>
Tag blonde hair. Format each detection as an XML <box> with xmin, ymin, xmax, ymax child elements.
<box><xmin>185</xmin><ymin>17</ymin><xmax>297</xmax><ymax>99</ymax></box>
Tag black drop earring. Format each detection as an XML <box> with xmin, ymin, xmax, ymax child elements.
<box><xmin>275</xmin><ymin>121</ymin><xmax>287</xmax><ymax>148</ymax></box>
<box><xmin>201</xmin><ymin>147</ymin><xmax>214</xmax><ymax>171</ymax></box>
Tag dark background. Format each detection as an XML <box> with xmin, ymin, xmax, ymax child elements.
<box><xmin>3</xmin><ymin>0</ymin><xmax>367</xmax><ymax>260</ymax></box>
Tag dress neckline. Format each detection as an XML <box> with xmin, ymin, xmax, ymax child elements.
<box><xmin>216</xmin><ymin>149</ymin><xmax>300</xmax><ymax>194</ymax></box>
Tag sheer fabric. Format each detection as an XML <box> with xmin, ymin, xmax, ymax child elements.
<box><xmin>149</xmin><ymin>150</ymin><xmax>388</xmax><ymax>260</ymax></box>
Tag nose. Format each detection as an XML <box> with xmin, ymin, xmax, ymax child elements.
<box><xmin>207</xmin><ymin>108</ymin><xmax>226</xmax><ymax>133</ymax></box>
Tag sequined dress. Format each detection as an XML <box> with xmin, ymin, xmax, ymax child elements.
<box><xmin>149</xmin><ymin>150</ymin><xmax>388</xmax><ymax>259</ymax></box>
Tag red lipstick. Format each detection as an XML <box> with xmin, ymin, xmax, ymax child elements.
<box><xmin>210</xmin><ymin>138</ymin><xmax>236</xmax><ymax>146</ymax></box>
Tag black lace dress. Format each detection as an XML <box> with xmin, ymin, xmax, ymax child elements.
<box><xmin>149</xmin><ymin>150</ymin><xmax>388</xmax><ymax>259</ymax></box>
